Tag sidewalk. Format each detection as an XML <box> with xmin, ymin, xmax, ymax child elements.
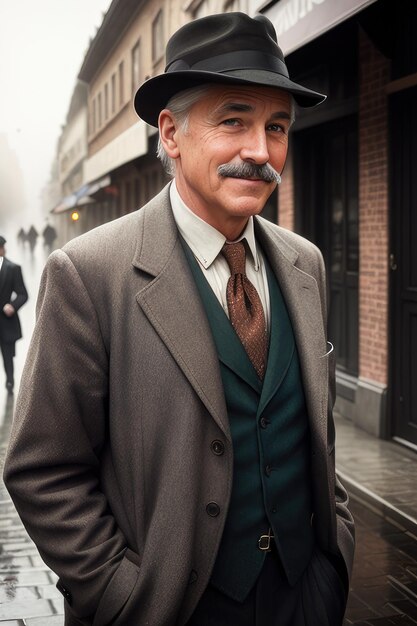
<box><xmin>335</xmin><ymin>414</ymin><xmax>417</xmax><ymax>624</ymax></box>
<box><xmin>335</xmin><ymin>413</ymin><xmax>417</xmax><ymax>535</ymax></box>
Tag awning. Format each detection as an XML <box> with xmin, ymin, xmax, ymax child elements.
<box><xmin>86</xmin><ymin>175</ymin><xmax>111</xmax><ymax>196</ymax></box>
<box><xmin>51</xmin><ymin>181</ymin><xmax>99</xmax><ymax>214</ymax></box>
<box><xmin>85</xmin><ymin>122</ymin><xmax>147</xmax><ymax>183</ymax></box>
<box><xmin>261</xmin><ymin>0</ymin><xmax>378</xmax><ymax>55</ymax></box>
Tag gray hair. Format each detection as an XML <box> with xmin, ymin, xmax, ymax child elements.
<box><xmin>157</xmin><ymin>86</ymin><xmax>213</xmax><ymax>176</ymax></box>
<box><xmin>157</xmin><ymin>85</ymin><xmax>296</xmax><ymax>177</ymax></box>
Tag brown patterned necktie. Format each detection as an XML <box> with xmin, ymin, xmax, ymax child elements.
<box><xmin>222</xmin><ymin>241</ymin><xmax>268</xmax><ymax>380</ymax></box>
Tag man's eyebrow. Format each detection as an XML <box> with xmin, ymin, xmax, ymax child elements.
<box><xmin>270</xmin><ymin>111</ymin><xmax>292</xmax><ymax>121</ymax></box>
<box><xmin>216</xmin><ymin>102</ymin><xmax>254</xmax><ymax>114</ymax></box>
<box><xmin>215</xmin><ymin>102</ymin><xmax>292</xmax><ymax>121</ymax></box>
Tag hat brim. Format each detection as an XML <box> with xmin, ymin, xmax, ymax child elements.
<box><xmin>134</xmin><ymin>69</ymin><xmax>326</xmax><ymax>127</ymax></box>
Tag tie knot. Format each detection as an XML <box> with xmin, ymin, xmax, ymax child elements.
<box><xmin>222</xmin><ymin>241</ymin><xmax>246</xmax><ymax>276</ymax></box>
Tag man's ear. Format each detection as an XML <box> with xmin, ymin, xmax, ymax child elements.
<box><xmin>158</xmin><ymin>110</ymin><xmax>180</xmax><ymax>159</ymax></box>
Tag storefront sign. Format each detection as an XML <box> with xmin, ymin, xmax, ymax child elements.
<box><xmin>263</xmin><ymin>0</ymin><xmax>377</xmax><ymax>54</ymax></box>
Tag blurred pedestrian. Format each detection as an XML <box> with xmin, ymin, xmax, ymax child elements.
<box><xmin>26</xmin><ymin>225</ymin><xmax>38</xmax><ymax>252</ymax></box>
<box><xmin>4</xmin><ymin>12</ymin><xmax>354</xmax><ymax>626</ymax></box>
<box><xmin>42</xmin><ymin>222</ymin><xmax>57</xmax><ymax>253</ymax></box>
<box><xmin>17</xmin><ymin>228</ymin><xmax>26</xmax><ymax>245</ymax></box>
<box><xmin>0</xmin><ymin>236</ymin><xmax>28</xmax><ymax>393</ymax></box>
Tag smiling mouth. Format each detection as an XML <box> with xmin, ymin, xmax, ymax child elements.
<box><xmin>226</xmin><ymin>174</ymin><xmax>267</xmax><ymax>182</ymax></box>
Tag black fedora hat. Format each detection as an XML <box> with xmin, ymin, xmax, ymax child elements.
<box><xmin>134</xmin><ymin>12</ymin><xmax>326</xmax><ymax>127</ymax></box>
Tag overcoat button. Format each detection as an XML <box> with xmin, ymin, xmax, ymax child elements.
<box><xmin>265</xmin><ymin>464</ymin><xmax>272</xmax><ymax>476</ymax></box>
<box><xmin>211</xmin><ymin>440</ymin><xmax>224</xmax><ymax>455</ymax></box>
<box><xmin>206</xmin><ymin>502</ymin><xmax>220</xmax><ymax>517</ymax></box>
<box><xmin>259</xmin><ymin>417</ymin><xmax>268</xmax><ymax>429</ymax></box>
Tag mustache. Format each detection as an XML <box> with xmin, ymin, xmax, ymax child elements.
<box><xmin>217</xmin><ymin>162</ymin><xmax>281</xmax><ymax>184</ymax></box>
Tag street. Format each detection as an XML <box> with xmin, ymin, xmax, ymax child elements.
<box><xmin>0</xmin><ymin>236</ymin><xmax>416</xmax><ymax>624</ymax></box>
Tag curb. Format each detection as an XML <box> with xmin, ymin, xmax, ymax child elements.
<box><xmin>337</xmin><ymin>469</ymin><xmax>417</xmax><ymax>537</ymax></box>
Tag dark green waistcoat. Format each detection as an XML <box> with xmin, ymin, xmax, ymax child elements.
<box><xmin>182</xmin><ymin>241</ymin><xmax>314</xmax><ymax>602</ymax></box>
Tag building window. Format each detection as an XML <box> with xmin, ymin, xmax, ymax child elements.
<box><xmin>188</xmin><ymin>0</ymin><xmax>210</xmax><ymax>18</ymax></box>
<box><xmin>223</xmin><ymin>0</ymin><xmax>242</xmax><ymax>11</ymax></box>
<box><xmin>119</xmin><ymin>61</ymin><xmax>124</xmax><ymax>107</ymax></box>
<box><xmin>152</xmin><ymin>10</ymin><xmax>164</xmax><ymax>63</ymax></box>
<box><xmin>125</xmin><ymin>181</ymin><xmax>132</xmax><ymax>214</ymax></box>
<box><xmin>134</xmin><ymin>178</ymin><xmax>141</xmax><ymax>209</ymax></box>
<box><xmin>131</xmin><ymin>40</ymin><xmax>141</xmax><ymax>94</ymax></box>
<box><xmin>97</xmin><ymin>92</ymin><xmax>102</xmax><ymax>128</ymax></box>
<box><xmin>90</xmin><ymin>99</ymin><xmax>96</xmax><ymax>135</ymax></box>
<box><xmin>111</xmin><ymin>73</ymin><xmax>116</xmax><ymax>114</ymax></box>
<box><xmin>104</xmin><ymin>83</ymin><xmax>109</xmax><ymax>120</ymax></box>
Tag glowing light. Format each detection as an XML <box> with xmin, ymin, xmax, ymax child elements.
<box><xmin>71</xmin><ymin>211</ymin><xmax>80</xmax><ymax>222</ymax></box>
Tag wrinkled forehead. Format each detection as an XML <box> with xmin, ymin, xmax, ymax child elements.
<box><xmin>203</xmin><ymin>83</ymin><xmax>291</xmax><ymax>107</ymax></box>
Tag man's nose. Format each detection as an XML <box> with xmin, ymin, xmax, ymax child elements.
<box><xmin>240</xmin><ymin>128</ymin><xmax>269</xmax><ymax>164</ymax></box>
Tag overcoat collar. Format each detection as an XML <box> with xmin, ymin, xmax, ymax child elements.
<box><xmin>133</xmin><ymin>185</ymin><xmax>327</xmax><ymax>444</ymax></box>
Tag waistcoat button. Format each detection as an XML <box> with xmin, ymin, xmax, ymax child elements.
<box><xmin>206</xmin><ymin>502</ymin><xmax>220</xmax><ymax>517</ymax></box>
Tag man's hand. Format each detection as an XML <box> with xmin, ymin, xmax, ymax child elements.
<box><xmin>3</xmin><ymin>304</ymin><xmax>15</xmax><ymax>317</ymax></box>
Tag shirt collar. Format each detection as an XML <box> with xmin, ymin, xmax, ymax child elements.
<box><xmin>170</xmin><ymin>180</ymin><xmax>260</xmax><ymax>270</ymax></box>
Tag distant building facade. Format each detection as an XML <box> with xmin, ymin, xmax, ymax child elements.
<box><xmin>51</xmin><ymin>0</ymin><xmax>249</xmax><ymax>241</ymax></box>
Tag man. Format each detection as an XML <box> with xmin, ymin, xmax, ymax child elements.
<box><xmin>0</xmin><ymin>236</ymin><xmax>28</xmax><ymax>393</ymax></box>
<box><xmin>4</xmin><ymin>12</ymin><xmax>354</xmax><ymax>626</ymax></box>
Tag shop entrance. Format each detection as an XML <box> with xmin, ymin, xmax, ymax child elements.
<box><xmin>390</xmin><ymin>85</ymin><xmax>417</xmax><ymax>447</ymax></box>
<box><xmin>294</xmin><ymin>116</ymin><xmax>359</xmax><ymax>376</ymax></box>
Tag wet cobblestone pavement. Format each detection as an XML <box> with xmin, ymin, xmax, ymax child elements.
<box><xmin>0</xmin><ymin>395</ymin><xmax>64</xmax><ymax>624</ymax></box>
<box><xmin>345</xmin><ymin>497</ymin><xmax>417</xmax><ymax>625</ymax></box>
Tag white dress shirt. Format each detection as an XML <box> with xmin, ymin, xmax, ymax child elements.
<box><xmin>170</xmin><ymin>180</ymin><xmax>271</xmax><ymax>331</ymax></box>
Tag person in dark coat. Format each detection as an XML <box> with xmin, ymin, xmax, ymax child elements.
<box><xmin>0</xmin><ymin>236</ymin><xmax>28</xmax><ymax>392</ymax></box>
<box><xmin>26</xmin><ymin>226</ymin><xmax>38</xmax><ymax>252</ymax></box>
<box><xmin>42</xmin><ymin>222</ymin><xmax>58</xmax><ymax>252</ymax></box>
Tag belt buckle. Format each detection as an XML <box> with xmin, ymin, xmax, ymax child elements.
<box><xmin>258</xmin><ymin>528</ymin><xmax>274</xmax><ymax>552</ymax></box>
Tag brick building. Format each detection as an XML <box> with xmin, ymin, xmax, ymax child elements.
<box><xmin>261</xmin><ymin>0</ymin><xmax>417</xmax><ymax>449</ymax></box>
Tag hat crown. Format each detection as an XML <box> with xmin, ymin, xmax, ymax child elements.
<box><xmin>134</xmin><ymin>11</ymin><xmax>326</xmax><ymax>126</ymax></box>
<box><xmin>165</xmin><ymin>12</ymin><xmax>284</xmax><ymax>72</ymax></box>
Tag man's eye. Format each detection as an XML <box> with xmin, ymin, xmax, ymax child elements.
<box><xmin>222</xmin><ymin>118</ymin><xmax>240</xmax><ymax>126</ymax></box>
<box><xmin>268</xmin><ymin>123</ymin><xmax>284</xmax><ymax>132</ymax></box>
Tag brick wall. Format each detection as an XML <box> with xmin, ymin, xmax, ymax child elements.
<box><xmin>278</xmin><ymin>146</ymin><xmax>295</xmax><ymax>231</ymax></box>
<box><xmin>358</xmin><ymin>29</ymin><xmax>391</xmax><ymax>385</ymax></box>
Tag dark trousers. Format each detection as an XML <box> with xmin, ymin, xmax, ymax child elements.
<box><xmin>187</xmin><ymin>546</ymin><xmax>347</xmax><ymax>626</ymax></box>
<box><xmin>0</xmin><ymin>341</ymin><xmax>15</xmax><ymax>385</ymax></box>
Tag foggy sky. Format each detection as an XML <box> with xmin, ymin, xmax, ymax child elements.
<box><xmin>0</xmin><ymin>0</ymin><xmax>111</xmax><ymax>232</ymax></box>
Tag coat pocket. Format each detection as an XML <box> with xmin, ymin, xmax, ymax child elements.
<box><xmin>92</xmin><ymin>549</ymin><xmax>141</xmax><ymax>626</ymax></box>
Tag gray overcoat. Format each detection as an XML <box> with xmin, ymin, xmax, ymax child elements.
<box><xmin>4</xmin><ymin>185</ymin><xmax>354</xmax><ymax>625</ymax></box>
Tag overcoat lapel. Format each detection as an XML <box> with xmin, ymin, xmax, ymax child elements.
<box><xmin>255</xmin><ymin>218</ymin><xmax>328</xmax><ymax>446</ymax></box>
<box><xmin>133</xmin><ymin>187</ymin><xmax>230</xmax><ymax>440</ymax></box>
